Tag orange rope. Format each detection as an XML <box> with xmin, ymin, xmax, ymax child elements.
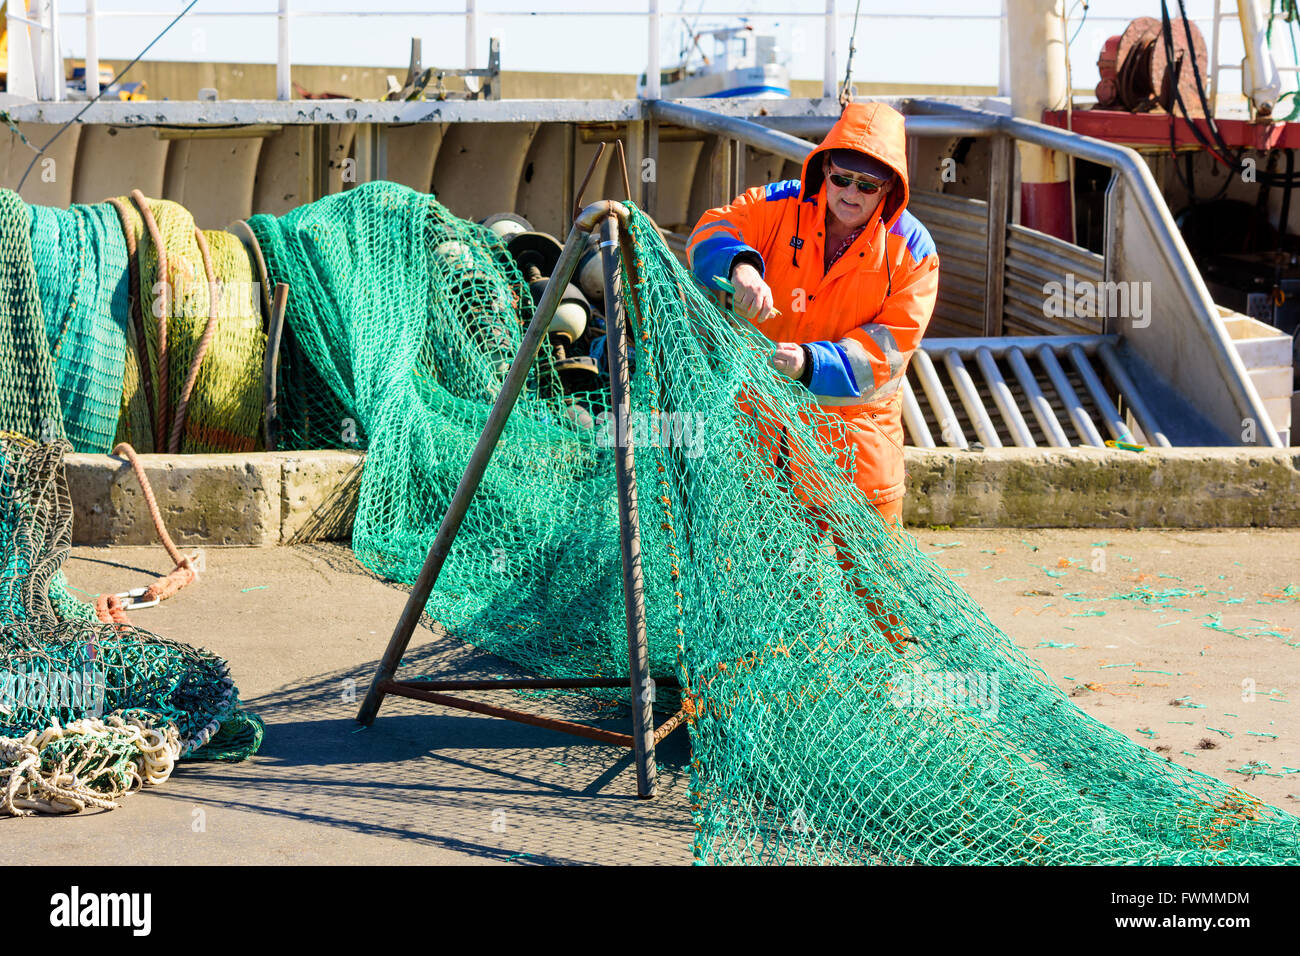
<box><xmin>130</xmin><ymin>190</ymin><xmax>170</xmax><ymax>450</ymax></box>
<box><xmin>94</xmin><ymin>592</ymin><xmax>131</xmax><ymax>625</ymax></box>
<box><xmin>92</xmin><ymin>443</ymin><xmax>199</xmax><ymax>624</ymax></box>
<box><xmin>106</xmin><ymin>195</ymin><xmax>157</xmax><ymax>448</ymax></box>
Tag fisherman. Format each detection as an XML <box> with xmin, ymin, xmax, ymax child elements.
<box><xmin>686</xmin><ymin>103</ymin><xmax>938</xmax><ymax>648</ymax></box>
<box><xmin>686</xmin><ymin>101</ymin><xmax>939</xmax><ymax>528</ymax></box>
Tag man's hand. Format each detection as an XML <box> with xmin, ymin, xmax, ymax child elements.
<box><xmin>769</xmin><ymin>342</ymin><xmax>806</xmax><ymax>380</ymax></box>
<box><xmin>729</xmin><ymin>262</ymin><xmax>775</xmax><ymax>324</ymax></box>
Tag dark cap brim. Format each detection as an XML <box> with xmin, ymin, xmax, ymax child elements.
<box><xmin>825</xmin><ymin>148</ymin><xmax>894</xmax><ymax>183</ymax></box>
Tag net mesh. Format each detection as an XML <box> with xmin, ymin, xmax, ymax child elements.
<box><xmin>0</xmin><ymin>175</ymin><xmax>1294</xmax><ymax>859</ymax></box>
<box><xmin>28</xmin><ymin>202</ymin><xmax>130</xmax><ymax>454</ymax></box>
<box><xmin>0</xmin><ymin>434</ymin><xmax>263</xmax><ymax>779</ymax></box>
<box><xmin>0</xmin><ymin>184</ymin><xmax>263</xmax><ymax>815</ymax></box>
<box><xmin>243</xmin><ymin>181</ymin><xmax>1298</xmax><ymax>865</ymax></box>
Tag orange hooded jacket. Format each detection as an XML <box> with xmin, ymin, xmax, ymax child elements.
<box><xmin>686</xmin><ymin>103</ymin><xmax>938</xmax><ymax>508</ymax></box>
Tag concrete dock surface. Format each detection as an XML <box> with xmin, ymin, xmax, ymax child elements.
<box><xmin>3</xmin><ymin>529</ymin><xmax>1296</xmax><ymax>865</ymax></box>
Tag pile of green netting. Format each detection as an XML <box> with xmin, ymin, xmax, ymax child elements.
<box><xmin>0</xmin><ymin>433</ymin><xmax>263</xmax><ymax>815</ymax></box>
<box><xmin>247</xmin><ymin>180</ymin><xmax>1298</xmax><ymax>864</ymax></box>
<box><xmin>0</xmin><ymin>181</ymin><xmax>263</xmax><ymax>816</ymax></box>
<box><xmin>0</xmin><ymin>187</ymin><xmax>265</xmax><ymax>457</ymax></box>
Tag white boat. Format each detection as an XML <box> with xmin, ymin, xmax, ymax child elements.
<box><xmin>638</xmin><ymin>24</ymin><xmax>790</xmax><ymax>100</ymax></box>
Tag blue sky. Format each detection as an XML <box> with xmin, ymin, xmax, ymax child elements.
<box><xmin>56</xmin><ymin>1</ymin><xmax>1259</xmax><ymax>89</ymax></box>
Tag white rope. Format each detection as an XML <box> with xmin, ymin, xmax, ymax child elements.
<box><xmin>0</xmin><ymin>715</ymin><xmax>181</xmax><ymax>817</ymax></box>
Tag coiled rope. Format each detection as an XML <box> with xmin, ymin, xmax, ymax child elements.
<box><xmin>0</xmin><ymin>715</ymin><xmax>180</xmax><ymax>817</ymax></box>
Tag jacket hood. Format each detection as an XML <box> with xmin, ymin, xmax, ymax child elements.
<box><xmin>800</xmin><ymin>102</ymin><xmax>910</xmax><ymax>231</ymax></box>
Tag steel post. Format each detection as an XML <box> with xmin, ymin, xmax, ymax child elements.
<box><xmin>984</xmin><ymin>134</ymin><xmax>1011</xmax><ymax>336</ymax></box>
<box><xmin>600</xmin><ymin>212</ymin><xmax>658</xmax><ymax>799</ymax></box>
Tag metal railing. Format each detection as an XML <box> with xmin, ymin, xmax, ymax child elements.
<box><xmin>14</xmin><ymin>1</ymin><xmax>1004</xmax><ymax>103</ymax></box>
<box><xmin>903</xmin><ymin>336</ymin><xmax>1171</xmax><ymax>450</ymax></box>
<box><xmin>8</xmin><ymin>1</ymin><xmax>1292</xmax><ymax>109</ymax></box>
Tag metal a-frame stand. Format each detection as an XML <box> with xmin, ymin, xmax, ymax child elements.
<box><xmin>356</xmin><ymin>201</ymin><xmax>685</xmax><ymax>798</ymax></box>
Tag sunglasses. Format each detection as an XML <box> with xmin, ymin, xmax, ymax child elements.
<box><xmin>827</xmin><ymin>172</ymin><xmax>887</xmax><ymax>195</ymax></box>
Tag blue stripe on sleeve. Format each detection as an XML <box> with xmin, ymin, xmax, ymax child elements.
<box><xmin>889</xmin><ymin>210</ymin><xmax>937</xmax><ymax>263</ymax></box>
<box><xmin>805</xmin><ymin>340</ymin><xmax>861</xmax><ymax>398</ymax></box>
<box><xmin>691</xmin><ymin>234</ymin><xmax>763</xmax><ymax>291</ymax></box>
<box><xmin>764</xmin><ymin>180</ymin><xmax>801</xmax><ymax>202</ymax></box>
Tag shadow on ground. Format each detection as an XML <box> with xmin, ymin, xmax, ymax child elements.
<box><xmin>176</xmin><ymin>646</ymin><xmax>695</xmax><ymax>865</ymax></box>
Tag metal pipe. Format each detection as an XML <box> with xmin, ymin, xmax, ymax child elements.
<box><xmin>602</xmin><ymin>211</ymin><xmax>657</xmax><ymax>799</ymax></box>
<box><xmin>382</xmin><ymin>681</ymin><xmax>638</xmax><ymax>749</ymax></box>
<box><xmin>382</xmin><ymin>681</ymin><xmax>688</xmax><ymax>750</ymax></box>
<box><xmin>921</xmin><ymin>334</ymin><xmax>1116</xmax><ymax>359</ymax></box>
<box><xmin>649</xmin><ymin>100</ymin><xmax>813</xmax><ymax>164</ymax></box>
<box><xmin>263</xmin><ymin>283</ymin><xmax>288</xmax><ymax>451</ymax></box>
<box><xmin>824</xmin><ymin>0</ymin><xmax>837</xmax><ymax>99</ymax></box>
<box><xmin>1006</xmin><ymin>346</ymin><xmax>1070</xmax><ymax>447</ymax></box>
<box><xmin>85</xmin><ymin>0</ymin><xmax>100</xmax><ymax>99</ymax></box>
<box><xmin>897</xmin><ymin>112</ymin><xmax>1002</xmax><ymax>138</ymax></box>
<box><xmin>943</xmin><ymin>349</ymin><xmax>1002</xmax><ymax>448</ymax></box>
<box><xmin>1036</xmin><ymin>343</ymin><xmax>1104</xmax><ymax>446</ymax></box>
<box><xmin>466</xmin><ymin>0</ymin><xmax>478</xmax><ymax>70</ymax></box>
<box><xmin>647</xmin><ymin>0</ymin><xmax>661</xmax><ymax>100</ymax></box>
<box><xmin>912</xmin><ymin>348</ymin><xmax>967</xmax><ymax>449</ymax></box>
<box><xmin>901</xmin><ymin>378</ymin><xmax>935</xmax><ymax>448</ymax></box>
<box><xmin>277</xmin><ymin>0</ymin><xmax>291</xmax><ymax>101</ymax></box>
<box><xmin>1238</xmin><ymin>0</ymin><xmax>1281</xmax><ymax>117</ymax></box>
<box><xmin>1066</xmin><ymin>342</ymin><xmax>1128</xmax><ymax>442</ymax></box>
<box><xmin>1210</xmin><ymin>0</ymin><xmax>1223</xmax><ymax>114</ymax></box>
<box><xmin>975</xmin><ymin>346</ymin><xmax>1035</xmax><ymax>447</ymax></box>
<box><xmin>390</xmin><ymin>677</ymin><xmax>680</xmax><ymax>692</ymax></box>
<box><xmin>357</xmin><ymin>200</ymin><xmax>629</xmax><ymax>727</ymax></box>
<box><xmin>998</xmin><ymin>0</ymin><xmax>1010</xmax><ymax>97</ymax></box>
<box><xmin>1096</xmin><ymin>342</ymin><xmax>1172</xmax><ymax>447</ymax></box>
<box><xmin>48</xmin><ymin>0</ymin><xmax>63</xmax><ymax>103</ymax></box>
<box><xmin>27</xmin><ymin>4</ymin><xmax>46</xmax><ymax>102</ymax></box>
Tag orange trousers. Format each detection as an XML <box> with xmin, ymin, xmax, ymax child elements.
<box><xmin>807</xmin><ymin>495</ymin><xmax>910</xmax><ymax>652</ymax></box>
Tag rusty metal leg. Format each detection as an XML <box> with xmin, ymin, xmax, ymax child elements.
<box><xmin>599</xmin><ymin>213</ymin><xmax>657</xmax><ymax>799</ymax></box>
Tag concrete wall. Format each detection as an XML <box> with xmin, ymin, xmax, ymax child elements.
<box><xmin>67</xmin><ymin>451</ymin><xmax>363</xmax><ymax>547</ymax></box>
<box><xmin>906</xmin><ymin>447</ymin><xmax>1300</xmax><ymax>528</ymax></box>
<box><xmin>64</xmin><ymin>447</ymin><xmax>1300</xmax><ymax>548</ymax></box>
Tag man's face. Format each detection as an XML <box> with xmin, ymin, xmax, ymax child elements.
<box><xmin>824</xmin><ymin>156</ymin><xmax>892</xmax><ymax>231</ymax></box>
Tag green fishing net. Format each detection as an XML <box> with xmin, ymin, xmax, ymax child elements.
<box><xmin>28</xmin><ymin>202</ymin><xmax>131</xmax><ymax>455</ymax></box>
<box><xmin>247</xmin><ymin>181</ymin><xmax>1298</xmax><ymax>864</ymax></box>
<box><xmin>0</xmin><ymin>183</ymin><xmax>263</xmax><ymax>812</ymax></box>
<box><xmin>0</xmin><ymin>434</ymin><xmax>264</xmax><ymax>769</ymax></box>
<box><xmin>0</xmin><ymin>171</ymin><xmax>1292</xmax><ymax>858</ymax></box>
